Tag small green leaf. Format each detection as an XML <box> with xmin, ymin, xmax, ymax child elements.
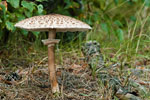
<box><xmin>16</xmin><ymin>13</ymin><xmax>26</xmax><ymax>21</ymax></box>
<box><xmin>21</xmin><ymin>29</ymin><xmax>28</xmax><ymax>36</ymax></box>
<box><xmin>116</xmin><ymin>28</ymin><xmax>124</xmax><ymax>41</ymax></box>
<box><xmin>6</xmin><ymin>21</ymin><xmax>14</xmax><ymax>31</ymax></box>
<box><xmin>130</xmin><ymin>16</ymin><xmax>136</xmax><ymax>22</ymax></box>
<box><xmin>132</xmin><ymin>0</ymin><xmax>138</xmax><ymax>2</ymax></box>
<box><xmin>100</xmin><ymin>0</ymin><xmax>105</xmax><ymax>10</ymax></box>
<box><xmin>64</xmin><ymin>0</ymin><xmax>72</xmax><ymax>9</ymax></box>
<box><xmin>114</xmin><ymin>20</ymin><xmax>123</xmax><ymax>27</ymax></box>
<box><xmin>145</xmin><ymin>0</ymin><xmax>150</xmax><ymax>7</ymax></box>
<box><xmin>32</xmin><ymin>32</ymin><xmax>40</xmax><ymax>38</ymax></box>
<box><xmin>0</xmin><ymin>19</ymin><xmax>2</xmax><ymax>23</ymax></box>
<box><xmin>37</xmin><ymin>4</ymin><xmax>43</xmax><ymax>14</ymax></box>
<box><xmin>114</xmin><ymin>96</ymin><xmax>119</xmax><ymax>100</ymax></box>
<box><xmin>7</xmin><ymin>0</ymin><xmax>20</xmax><ymax>8</ymax></box>
<box><xmin>114</xmin><ymin>0</ymin><xmax>119</xmax><ymax>5</ymax></box>
<box><xmin>0</xmin><ymin>4</ymin><xmax>6</xmax><ymax>14</ymax></box>
<box><xmin>93</xmin><ymin>12</ymin><xmax>99</xmax><ymax>22</ymax></box>
<box><xmin>101</xmin><ymin>23</ymin><xmax>109</xmax><ymax>33</ymax></box>
<box><xmin>24</xmin><ymin>9</ymin><xmax>32</xmax><ymax>17</ymax></box>
<box><xmin>36</xmin><ymin>0</ymin><xmax>48</xmax><ymax>2</ymax></box>
<box><xmin>21</xmin><ymin>1</ymin><xmax>35</xmax><ymax>12</ymax></box>
<box><xmin>79</xmin><ymin>93</ymin><xmax>91</xmax><ymax>96</ymax></box>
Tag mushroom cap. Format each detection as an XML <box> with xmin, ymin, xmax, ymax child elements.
<box><xmin>15</xmin><ymin>14</ymin><xmax>92</xmax><ymax>32</ymax></box>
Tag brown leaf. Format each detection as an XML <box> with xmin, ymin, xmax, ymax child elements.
<box><xmin>56</xmin><ymin>70</ymin><xmax>61</xmax><ymax>77</ymax></box>
<box><xmin>68</xmin><ymin>64</ymin><xmax>83</xmax><ymax>74</ymax></box>
<box><xmin>0</xmin><ymin>1</ymin><xmax>7</xmax><ymax>10</ymax></box>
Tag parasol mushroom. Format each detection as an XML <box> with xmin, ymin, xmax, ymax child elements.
<box><xmin>15</xmin><ymin>14</ymin><xmax>91</xmax><ymax>93</ymax></box>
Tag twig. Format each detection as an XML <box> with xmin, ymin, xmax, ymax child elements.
<box><xmin>136</xmin><ymin>80</ymin><xmax>150</xmax><ymax>86</ymax></box>
<box><xmin>131</xmin><ymin>69</ymin><xmax>150</xmax><ymax>72</ymax></box>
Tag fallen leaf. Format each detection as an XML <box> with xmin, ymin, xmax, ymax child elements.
<box><xmin>0</xmin><ymin>1</ymin><xmax>7</xmax><ymax>10</ymax></box>
<box><xmin>68</xmin><ymin>64</ymin><xmax>85</xmax><ymax>74</ymax></box>
<box><xmin>70</xmin><ymin>64</ymin><xmax>82</xmax><ymax>69</ymax></box>
<box><xmin>56</xmin><ymin>70</ymin><xmax>61</xmax><ymax>77</ymax></box>
<box><xmin>136</xmin><ymin>66</ymin><xmax>145</xmax><ymax>70</ymax></box>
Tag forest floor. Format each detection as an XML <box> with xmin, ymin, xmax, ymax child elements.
<box><xmin>0</xmin><ymin>44</ymin><xmax>150</xmax><ymax>100</ymax></box>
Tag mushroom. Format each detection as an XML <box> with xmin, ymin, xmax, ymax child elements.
<box><xmin>15</xmin><ymin>14</ymin><xmax>91</xmax><ymax>93</ymax></box>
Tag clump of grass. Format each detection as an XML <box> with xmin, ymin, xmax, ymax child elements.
<box><xmin>84</xmin><ymin>2</ymin><xmax>150</xmax><ymax>99</ymax></box>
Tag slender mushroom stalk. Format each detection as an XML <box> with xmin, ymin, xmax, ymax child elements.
<box><xmin>47</xmin><ymin>29</ymin><xmax>59</xmax><ymax>93</ymax></box>
<box><xmin>41</xmin><ymin>29</ymin><xmax>60</xmax><ymax>93</ymax></box>
<box><xmin>14</xmin><ymin>14</ymin><xmax>91</xmax><ymax>94</ymax></box>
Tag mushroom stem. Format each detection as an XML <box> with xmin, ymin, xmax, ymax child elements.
<box><xmin>48</xmin><ymin>29</ymin><xmax>59</xmax><ymax>93</ymax></box>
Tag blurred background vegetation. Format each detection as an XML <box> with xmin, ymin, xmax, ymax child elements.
<box><xmin>0</xmin><ymin>0</ymin><xmax>150</xmax><ymax>59</ymax></box>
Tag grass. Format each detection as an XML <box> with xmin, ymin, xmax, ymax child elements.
<box><xmin>0</xmin><ymin>18</ymin><xmax>150</xmax><ymax>99</ymax></box>
<box><xmin>0</xmin><ymin>26</ymin><xmax>150</xmax><ymax>99</ymax></box>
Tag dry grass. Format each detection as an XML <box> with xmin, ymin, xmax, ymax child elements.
<box><xmin>0</xmin><ymin>44</ymin><xmax>150</xmax><ymax>100</ymax></box>
<box><xmin>0</xmin><ymin>49</ymin><xmax>102</xmax><ymax>100</ymax></box>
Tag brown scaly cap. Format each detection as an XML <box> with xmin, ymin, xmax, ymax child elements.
<box><xmin>15</xmin><ymin>14</ymin><xmax>92</xmax><ymax>32</ymax></box>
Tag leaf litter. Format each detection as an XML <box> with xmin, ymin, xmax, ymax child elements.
<box><xmin>0</xmin><ymin>51</ymin><xmax>100</xmax><ymax>100</ymax></box>
<box><xmin>0</xmin><ymin>41</ymin><xmax>150</xmax><ymax>100</ymax></box>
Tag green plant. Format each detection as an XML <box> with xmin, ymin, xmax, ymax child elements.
<box><xmin>84</xmin><ymin>0</ymin><xmax>150</xmax><ymax>42</ymax></box>
<box><xmin>0</xmin><ymin>0</ymin><xmax>88</xmax><ymax>45</ymax></box>
<box><xmin>0</xmin><ymin>0</ymin><xmax>45</xmax><ymax>44</ymax></box>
